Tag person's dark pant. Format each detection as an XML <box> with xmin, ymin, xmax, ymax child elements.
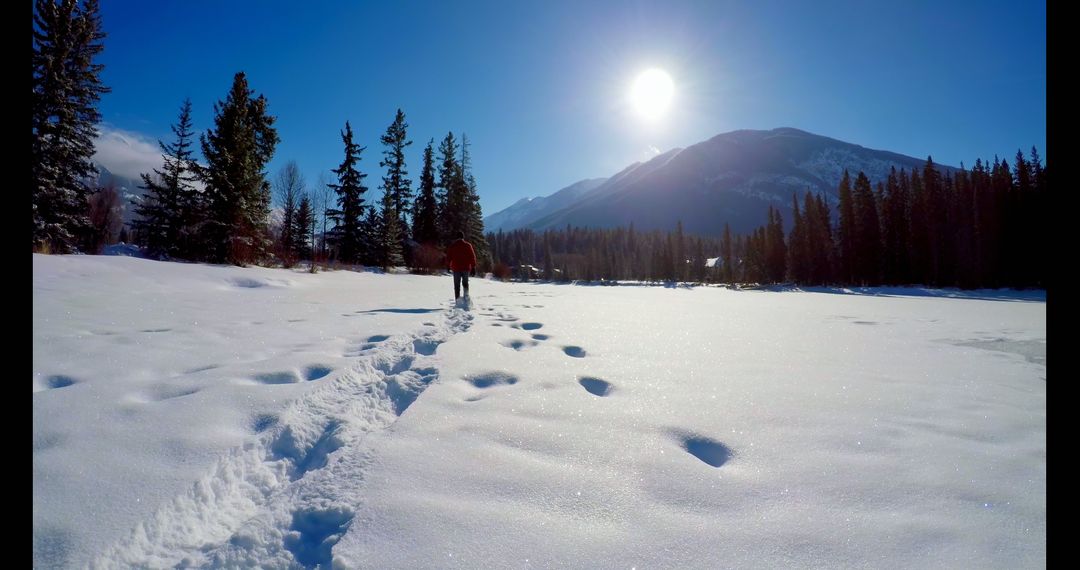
<box><xmin>453</xmin><ymin>271</ymin><xmax>470</xmax><ymax>299</ymax></box>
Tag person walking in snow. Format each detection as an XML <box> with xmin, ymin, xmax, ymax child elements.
<box><xmin>445</xmin><ymin>230</ymin><xmax>477</xmax><ymax>300</ymax></box>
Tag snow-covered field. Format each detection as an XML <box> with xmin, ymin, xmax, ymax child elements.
<box><xmin>33</xmin><ymin>254</ymin><xmax>1046</xmax><ymax>568</ymax></box>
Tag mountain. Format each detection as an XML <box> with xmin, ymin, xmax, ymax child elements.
<box><xmin>484</xmin><ymin>177</ymin><xmax>607</xmax><ymax>232</ymax></box>
<box><xmin>487</xmin><ymin>128</ymin><xmax>954</xmax><ymax>236</ymax></box>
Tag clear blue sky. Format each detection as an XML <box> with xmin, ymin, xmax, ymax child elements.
<box><xmin>93</xmin><ymin>0</ymin><xmax>1046</xmax><ymax>216</ymax></box>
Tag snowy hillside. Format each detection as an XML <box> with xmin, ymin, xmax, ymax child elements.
<box><xmin>34</xmin><ymin>255</ymin><xmax>1045</xmax><ymax>568</ymax></box>
<box><xmin>482</xmin><ymin>128</ymin><xmax>954</xmax><ymax>235</ymax></box>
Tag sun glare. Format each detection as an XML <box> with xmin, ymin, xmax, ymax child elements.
<box><xmin>630</xmin><ymin>68</ymin><xmax>674</xmax><ymax>120</ymax></box>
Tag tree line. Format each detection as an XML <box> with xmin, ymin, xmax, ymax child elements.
<box><xmin>488</xmin><ymin>153</ymin><xmax>1047</xmax><ymax>290</ymax></box>
<box><xmin>32</xmin><ymin>0</ymin><xmax>490</xmax><ymax>271</ymax></box>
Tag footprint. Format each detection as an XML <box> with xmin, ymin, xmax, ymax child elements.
<box><xmin>531</xmin><ymin>334</ymin><xmax>550</xmax><ymax>341</ymax></box>
<box><xmin>254</xmin><ymin>371</ymin><xmax>300</xmax><ymax>385</ymax></box>
<box><xmin>271</xmin><ymin>421</ymin><xmax>345</xmax><ymax>480</ymax></box>
<box><xmin>251</xmin><ymin>413</ymin><xmax>279</xmax><ymax>433</ymax></box>
<box><xmin>140</xmin><ymin>328</ymin><xmax>172</xmax><ymax>333</ymax></box>
<box><xmin>514</xmin><ymin>322</ymin><xmax>543</xmax><ymax>331</ymax></box>
<box><xmin>367</xmin><ymin>335</ymin><xmax>390</xmax><ymax>343</ymax></box>
<box><xmin>562</xmin><ymin>346</ymin><xmax>587</xmax><ymax>358</ymax></box>
<box><xmin>465</xmin><ymin>371</ymin><xmax>519</xmax><ymax>389</ymax></box>
<box><xmin>413</xmin><ymin>338</ymin><xmax>441</xmax><ymax>356</ymax></box>
<box><xmin>37</xmin><ymin>375</ymin><xmax>78</xmax><ymax>392</ymax></box>
<box><xmin>678</xmin><ymin>434</ymin><xmax>733</xmax><ymax>468</ymax></box>
<box><xmin>284</xmin><ymin>507</ymin><xmax>355</xmax><ymax>568</ymax></box>
<box><xmin>184</xmin><ymin>364</ymin><xmax>220</xmax><ymax>375</ymax></box>
<box><xmin>578</xmin><ymin>376</ymin><xmax>613</xmax><ymax>397</ymax></box>
<box><xmin>501</xmin><ymin>339</ymin><xmax>539</xmax><ymax>351</ymax></box>
<box><xmin>303</xmin><ymin>365</ymin><xmax>333</xmax><ymax>381</ymax></box>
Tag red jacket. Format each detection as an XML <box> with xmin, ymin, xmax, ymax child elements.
<box><xmin>445</xmin><ymin>239</ymin><xmax>477</xmax><ymax>272</ymax></box>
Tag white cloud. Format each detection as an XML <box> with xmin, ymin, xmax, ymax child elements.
<box><xmin>92</xmin><ymin>125</ymin><xmax>166</xmax><ymax>181</ymax></box>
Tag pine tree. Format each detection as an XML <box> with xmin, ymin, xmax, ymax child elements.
<box><xmin>836</xmin><ymin>170</ymin><xmax>856</xmax><ymax>284</ymax></box>
<box><xmin>908</xmin><ymin>167</ymin><xmax>929</xmax><ymax>284</ymax></box>
<box><xmin>292</xmin><ymin>193</ymin><xmax>314</xmax><ymax>261</ymax></box>
<box><xmin>720</xmin><ymin>223</ymin><xmax>733</xmax><ymax>284</ymax></box>
<box><xmin>132</xmin><ymin>98</ymin><xmax>200</xmax><ymax>259</ymax></box>
<box><xmin>379</xmin><ymin>109</ymin><xmax>413</xmax><ymax>226</ymax></box>
<box><xmin>327</xmin><ymin>121</ymin><xmax>369</xmax><ymax>264</ymax></box>
<box><xmin>361</xmin><ymin>207</ymin><xmax>381</xmax><ymax>266</ymax></box>
<box><xmin>378</xmin><ymin>187</ymin><xmax>404</xmax><ymax>269</ymax></box>
<box><xmin>436</xmin><ymin>132</ymin><xmax>461</xmax><ymax>242</ymax></box>
<box><xmin>766</xmin><ymin>206</ymin><xmax>787</xmax><ymax>283</ymax></box>
<box><xmin>32</xmin><ymin>0</ymin><xmax>110</xmax><ymax>252</ymax></box>
<box><xmin>412</xmin><ymin>139</ymin><xmax>439</xmax><ymax>246</ymax></box>
<box><xmin>880</xmin><ymin>167</ymin><xmax>905</xmax><ymax>285</ymax></box>
<box><xmin>814</xmin><ymin>193</ymin><xmax>835</xmax><ymax>284</ymax></box>
<box><xmin>852</xmin><ymin>171</ymin><xmax>881</xmax><ymax>285</ymax></box>
<box><xmin>199</xmin><ymin>72</ymin><xmax>279</xmax><ymax>265</ymax></box>
<box><xmin>460</xmin><ymin>134</ymin><xmax>490</xmax><ymax>271</ymax></box>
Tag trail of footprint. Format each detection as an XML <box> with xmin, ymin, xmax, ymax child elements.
<box><xmin>95</xmin><ymin>308</ymin><xmax>473</xmax><ymax>568</ymax></box>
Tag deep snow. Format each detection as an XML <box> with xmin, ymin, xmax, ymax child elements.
<box><xmin>33</xmin><ymin>255</ymin><xmax>1045</xmax><ymax>568</ymax></box>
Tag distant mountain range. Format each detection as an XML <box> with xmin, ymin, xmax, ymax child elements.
<box><xmin>485</xmin><ymin>127</ymin><xmax>955</xmax><ymax>236</ymax></box>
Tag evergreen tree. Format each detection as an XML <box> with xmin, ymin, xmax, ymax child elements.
<box><xmin>766</xmin><ymin>206</ymin><xmax>787</xmax><ymax>283</ymax></box>
<box><xmin>32</xmin><ymin>0</ymin><xmax>110</xmax><ymax>252</ymax></box>
<box><xmin>720</xmin><ymin>223</ymin><xmax>733</xmax><ymax>284</ymax></box>
<box><xmin>327</xmin><ymin>121</ymin><xmax>369</xmax><ymax>264</ymax></box>
<box><xmin>787</xmin><ymin>197</ymin><xmax>807</xmax><ymax>283</ymax></box>
<box><xmin>460</xmin><ymin>134</ymin><xmax>490</xmax><ymax>271</ymax></box>
<box><xmin>292</xmin><ymin>193</ymin><xmax>314</xmax><ymax>261</ymax></box>
<box><xmin>908</xmin><ymin>167</ymin><xmax>929</xmax><ymax>284</ymax></box>
<box><xmin>378</xmin><ymin>186</ymin><xmax>404</xmax><ymax>269</ymax></box>
<box><xmin>880</xmin><ymin>167</ymin><xmax>906</xmax><ymax>284</ymax></box>
<box><xmin>412</xmin><ymin>139</ymin><xmax>439</xmax><ymax>245</ymax></box>
<box><xmin>436</xmin><ymin>132</ymin><xmax>462</xmax><ymax>242</ymax></box>
<box><xmin>852</xmin><ymin>171</ymin><xmax>881</xmax><ymax>284</ymax></box>
<box><xmin>361</xmin><ymin>206</ymin><xmax>381</xmax><ymax>265</ymax></box>
<box><xmin>836</xmin><ymin>170</ymin><xmax>856</xmax><ymax>284</ymax></box>
<box><xmin>132</xmin><ymin>98</ymin><xmax>200</xmax><ymax>259</ymax></box>
<box><xmin>379</xmin><ymin>109</ymin><xmax>413</xmax><ymax>230</ymax></box>
<box><xmin>199</xmin><ymin>72</ymin><xmax>279</xmax><ymax>265</ymax></box>
<box><xmin>814</xmin><ymin>193</ymin><xmax>835</xmax><ymax>284</ymax></box>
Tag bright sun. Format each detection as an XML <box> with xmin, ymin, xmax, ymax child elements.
<box><xmin>630</xmin><ymin>68</ymin><xmax>674</xmax><ymax>120</ymax></box>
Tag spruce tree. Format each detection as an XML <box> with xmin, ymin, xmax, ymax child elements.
<box><xmin>378</xmin><ymin>187</ymin><xmax>404</xmax><ymax>269</ymax></box>
<box><xmin>199</xmin><ymin>72</ymin><xmax>279</xmax><ymax>265</ymax></box>
<box><xmin>412</xmin><ymin>139</ymin><xmax>439</xmax><ymax>245</ymax></box>
<box><xmin>133</xmin><ymin>98</ymin><xmax>200</xmax><ymax>259</ymax></box>
<box><xmin>327</xmin><ymin>121</ymin><xmax>369</xmax><ymax>264</ymax></box>
<box><xmin>852</xmin><ymin>171</ymin><xmax>881</xmax><ymax>285</ymax></box>
<box><xmin>292</xmin><ymin>193</ymin><xmax>314</xmax><ymax>261</ymax></box>
<box><xmin>32</xmin><ymin>0</ymin><xmax>110</xmax><ymax>252</ymax></box>
<box><xmin>720</xmin><ymin>223</ymin><xmax>733</xmax><ymax>284</ymax></box>
<box><xmin>460</xmin><ymin>134</ymin><xmax>490</xmax><ymax>271</ymax></box>
<box><xmin>436</xmin><ymin>132</ymin><xmax>461</xmax><ymax>242</ymax></box>
<box><xmin>837</xmin><ymin>170</ymin><xmax>856</xmax><ymax>284</ymax></box>
<box><xmin>379</xmin><ymin>109</ymin><xmax>413</xmax><ymax>222</ymax></box>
